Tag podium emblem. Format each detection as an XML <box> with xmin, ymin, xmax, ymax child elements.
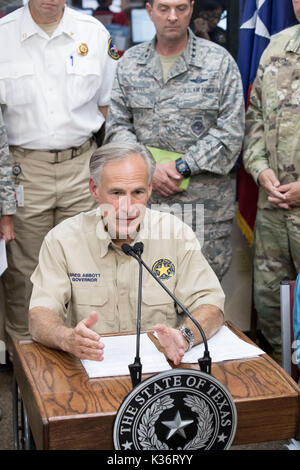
<box><xmin>113</xmin><ymin>369</ymin><xmax>237</xmax><ymax>450</ymax></box>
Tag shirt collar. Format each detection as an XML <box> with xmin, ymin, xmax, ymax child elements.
<box><xmin>95</xmin><ymin>207</ymin><xmax>152</xmax><ymax>258</ymax></box>
<box><xmin>137</xmin><ymin>28</ymin><xmax>197</xmax><ymax>65</ymax></box>
<box><xmin>285</xmin><ymin>25</ymin><xmax>300</xmax><ymax>54</ymax></box>
<box><xmin>20</xmin><ymin>4</ymin><xmax>77</xmax><ymax>42</ymax></box>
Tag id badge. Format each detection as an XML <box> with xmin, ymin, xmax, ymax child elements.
<box><xmin>15</xmin><ymin>185</ymin><xmax>24</xmax><ymax>207</ymax></box>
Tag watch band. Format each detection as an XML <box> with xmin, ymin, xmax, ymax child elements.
<box><xmin>178</xmin><ymin>325</ymin><xmax>194</xmax><ymax>352</ymax></box>
<box><xmin>175</xmin><ymin>157</ymin><xmax>191</xmax><ymax>178</ymax></box>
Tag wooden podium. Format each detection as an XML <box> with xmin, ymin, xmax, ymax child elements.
<box><xmin>13</xmin><ymin>323</ymin><xmax>300</xmax><ymax>450</ymax></box>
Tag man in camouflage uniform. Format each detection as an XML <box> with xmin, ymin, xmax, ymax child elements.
<box><xmin>0</xmin><ymin>108</ymin><xmax>15</xmax><ymax>242</ymax></box>
<box><xmin>104</xmin><ymin>0</ymin><xmax>244</xmax><ymax>280</ymax></box>
<box><xmin>0</xmin><ymin>107</ymin><xmax>15</xmax><ymax>382</ymax></box>
<box><xmin>243</xmin><ymin>0</ymin><xmax>300</xmax><ymax>357</ymax></box>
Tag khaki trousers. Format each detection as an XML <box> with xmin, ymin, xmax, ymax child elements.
<box><xmin>2</xmin><ymin>140</ymin><xmax>97</xmax><ymax>342</ymax></box>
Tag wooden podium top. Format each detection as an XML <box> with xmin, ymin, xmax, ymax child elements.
<box><xmin>13</xmin><ymin>323</ymin><xmax>300</xmax><ymax>450</ymax></box>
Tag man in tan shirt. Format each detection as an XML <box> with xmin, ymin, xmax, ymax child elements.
<box><xmin>29</xmin><ymin>142</ymin><xmax>224</xmax><ymax>365</ymax></box>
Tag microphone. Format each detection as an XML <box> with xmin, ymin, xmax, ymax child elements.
<box><xmin>122</xmin><ymin>242</ymin><xmax>212</xmax><ymax>374</ymax></box>
<box><xmin>121</xmin><ymin>243</ymin><xmax>143</xmax><ymax>388</ymax></box>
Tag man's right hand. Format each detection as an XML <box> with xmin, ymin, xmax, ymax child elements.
<box><xmin>258</xmin><ymin>169</ymin><xmax>288</xmax><ymax>208</ymax></box>
<box><xmin>152</xmin><ymin>162</ymin><xmax>184</xmax><ymax>197</ymax></box>
<box><xmin>62</xmin><ymin>311</ymin><xmax>105</xmax><ymax>361</ymax></box>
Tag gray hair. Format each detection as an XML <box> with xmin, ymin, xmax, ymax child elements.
<box><xmin>89</xmin><ymin>142</ymin><xmax>156</xmax><ymax>185</ymax></box>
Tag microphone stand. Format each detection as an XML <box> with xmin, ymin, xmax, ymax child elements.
<box><xmin>123</xmin><ymin>243</ymin><xmax>212</xmax><ymax>375</ymax></box>
<box><xmin>123</xmin><ymin>244</ymin><xmax>143</xmax><ymax>388</ymax></box>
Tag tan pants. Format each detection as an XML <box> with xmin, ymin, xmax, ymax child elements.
<box><xmin>2</xmin><ymin>140</ymin><xmax>97</xmax><ymax>342</ymax></box>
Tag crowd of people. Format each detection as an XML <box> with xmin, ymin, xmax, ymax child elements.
<box><xmin>0</xmin><ymin>0</ymin><xmax>299</xmax><ymax>382</ymax></box>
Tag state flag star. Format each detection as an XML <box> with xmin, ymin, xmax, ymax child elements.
<box><xmin>122</xmin><ymin>440</ymin><xmax>133</xmax><ymax>450</ymax></box>
<box><xmin>217</xmin><ymin>433</ymin><xmax>227</xmax><ymax>443</ymax></box>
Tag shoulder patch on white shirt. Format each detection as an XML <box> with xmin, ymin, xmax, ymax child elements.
<box><xmin>108</xmin><ymin>37</ymin><xmax>120</xmax><ymax>60</ymax></box>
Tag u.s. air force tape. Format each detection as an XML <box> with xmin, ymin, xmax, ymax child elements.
<box><xmin>113</xmin><ymin>369</ymin><xmax>237</xmax><ymax>450</ymax></box>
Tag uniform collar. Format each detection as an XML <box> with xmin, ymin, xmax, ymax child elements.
<box><xmin>137</xmin><ymin>28</ymin><xmax>201</xmax><ymax>79</ymax></box>
<box><xmin>20</xmin><ymin>4</ymin><xmax>77</xmax><ymax>42</ymax></box>
<box><xmin>285</xmin><ymin>25</ymin><xmax>300</xmax><ymax>54</ymax></box>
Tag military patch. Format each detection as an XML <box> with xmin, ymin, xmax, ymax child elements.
<box><xmin>190</xmin><ymin>77</ymin><xmax>208</xmax><ymax>84</ymax></box>
<box><xmin>191</xmin><ymin>119</ymin><xmax>204</xmax><ymax>136</ymax></box>
<box><xmin>152</xmin><ymin>259</ymin><xmax>175</xmax><ymax>280</ymax></box>
<box><xmin>113</xmin><ymin>369</ymin><xmax>237</xmax><ymax>450</ymax></box>
<box><xmin>108</xmin><ymin>38</ymin><xmax>120</xmax><ymax>60</ymax></box>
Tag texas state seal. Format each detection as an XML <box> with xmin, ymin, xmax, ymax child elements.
<box><xmin>113</xmin><ymin>369</ymin><xmax>237</xmax><ymax>450</ymax></box>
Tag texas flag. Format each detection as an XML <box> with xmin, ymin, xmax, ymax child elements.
<box><xmin>237</xmin><ymin>0</ymin><xmax>297</xmax><ymax>245</ymax></box>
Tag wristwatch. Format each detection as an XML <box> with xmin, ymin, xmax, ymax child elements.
<box><xmin>175</xmin><ymin>157</ymin><xmax>191</xmax><ymax>178</ymax></box>
<box><xmin>178</xmin><ymin>325</ymin><xmax>194</xmax><ymax>352</ymax></box>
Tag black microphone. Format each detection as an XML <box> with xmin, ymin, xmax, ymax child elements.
<box><xmin>121</xmin><ymin>243</ymin><xmax>143</xmax><ymax>388</ymax></box>
<box><xmin>122</xmin><ymin>242</ymin><xmax>212</xmax><ymax>374</ymax></box>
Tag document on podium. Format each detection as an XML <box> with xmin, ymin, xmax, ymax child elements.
<box><xmin>81</xmin><ymin>333</ymin><xmax>172</xmax><ymax>378</ymax></box>
<box><xmin>181</xmin><ymin>325</ymin><xmax>265</xmax><ymax>363</ymax></box>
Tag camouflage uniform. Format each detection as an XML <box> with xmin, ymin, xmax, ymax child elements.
<box><xmin>105</xmin><ymin>29</ymin><xmax>245</xmax><ymax>280</ymax></box>
<box><xmin>0</xmin><ymin>108</ymin><xmax>15</xmax><ymax>217</ymax></box>
<box><xmin>243</xmin><ymin>25</ymin><xmax>300</xmax><ymax>353</ymax></box>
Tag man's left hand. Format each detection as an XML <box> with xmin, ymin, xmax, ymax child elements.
<box><xmin>152</xmin><ymin>324</ymin><xmax>188</xmax><ymax>365</ymax></box>
<box><xmin>268</xmin><ymin>181</ymin><xmax>300</xmax><ymax>209</ymax></box>
<box><xmin>0</xmin><ymin>215</ymin><xmax>15</xmax><ymax>242</ymax></box>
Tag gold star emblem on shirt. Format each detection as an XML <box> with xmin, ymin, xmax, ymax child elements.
<box><xmin>78</xmin><ymin>43</ymin><xmax>88</xmax><ymax>56</ymax></box>
<box><xmin>157</xmin><ymin>264</ymin><xmax>170</xmax><ymax>277</ymax></box>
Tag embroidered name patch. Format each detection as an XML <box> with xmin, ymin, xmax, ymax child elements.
<box><xmin>69</xmin><ymin>273</ymin><xmax>101</xmax><ymax>282</ymax></box>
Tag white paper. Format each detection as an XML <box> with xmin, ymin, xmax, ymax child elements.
<box><xmin>182</xmin><ymin>325</ymin><xmax>264</xmax><ymax>364</ymax></box>
<box><xmin>0</xmin><ymin>239</ymin><xmax>7</xmax><ymax>276</ymax></box>
<box><xmin>81</xmin><ymin>333</ymin><xmax>172</xmax><ymax>378</ymax></box>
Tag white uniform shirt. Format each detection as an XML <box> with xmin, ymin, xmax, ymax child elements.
<box><xmin>0</xmin><ymin>5</ymin><xmax>118</xmax><ymax>149</ymax></box>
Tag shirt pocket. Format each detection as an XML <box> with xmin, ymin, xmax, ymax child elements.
<box><xmin>66</xmin><ymin>57</ymin><xmax>101</xmax><ymax>108</ymax></box>
<box><xmin>71</xmin><ymin>284</ymin><xmax>116</xmax><ymax>333</ymax></box>
<box><xmin>0</xmin><ymin>61</ymin><xmax>34</xmax><ymax>105</ymax></box>
<box><xmin>177</xmin><ymin>92</ymin><xmax>219</xmax><ymax>139</ymax></box>
<box><xmin>141</xmin><ymin>285</ymin><xmax>178</xmax><ymax>329</ymax></box>
<box><xmin>125</xmin><ymin>88</ymin><xmax>155</xmax><ymax>131</ymax></box>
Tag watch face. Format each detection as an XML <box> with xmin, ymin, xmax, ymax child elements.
<box><xmin>182</xmin><ymin>327</ymin><xmax>192</xmax><ymax>341</ymax></box>
<box><xmin>176</xmin><ymin>159</ymin><xmax>190</xmax><ymax>177</ymax></box>
<box><xmin>178</xmin><ymin>162</ymin><xmax>186</xmax><ymax>173</ymax></box>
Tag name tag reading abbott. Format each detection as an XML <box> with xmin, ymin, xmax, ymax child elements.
<box><xmin>69</xmin><ymin>273</ymin><xmax>101</xmax><ymax>282</ymax></box>
<box><xmin>113</xmin><ymin>369</ymin><xmax>237</xmax><ymax>450</ymax></box>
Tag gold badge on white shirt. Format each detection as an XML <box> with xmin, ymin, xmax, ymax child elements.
<box><xmin>77</xmin><ymin>43</ymin><xmax>88</xmax><ymax>56</ymax></box>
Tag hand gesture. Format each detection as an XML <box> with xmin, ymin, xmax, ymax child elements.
<box><xmin>63</xmin><ymin>311</ymin><xmax>105</xmax><ymax>361</ymax></box>
<box><xmin>152</xmin><ymin>324</ymin><xmax>188</xmax><ymax>365</ymax></box>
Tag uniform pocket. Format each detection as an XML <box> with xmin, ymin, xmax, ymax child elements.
<box><xmin>71</xmin><ymin>284</ymin><xmax>116</xmax><ymax>333</ymax></box>
<box><xmin>177</xmin><ymin>94</ymin><xmax>219</xmax><ymax>139</ymax></box>
<box><xmin>0</xmin><ymin>61</ymin><xmax>34</xmax><ymax>105</ymax></box>
<box><xmin>66</xmin><ymin>57</ymin><xmax>101</xmax><ymax>108</ymax></box>
<box><xmin>141</xmin><ymin>283</ymin><xmax>178</xmax><ymax>329</ymax></box>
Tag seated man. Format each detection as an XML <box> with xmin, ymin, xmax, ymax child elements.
<box><xmin>29</xmin><ymin>143</ymin><xmax>224</xmax><ymax>365</ymax></box>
